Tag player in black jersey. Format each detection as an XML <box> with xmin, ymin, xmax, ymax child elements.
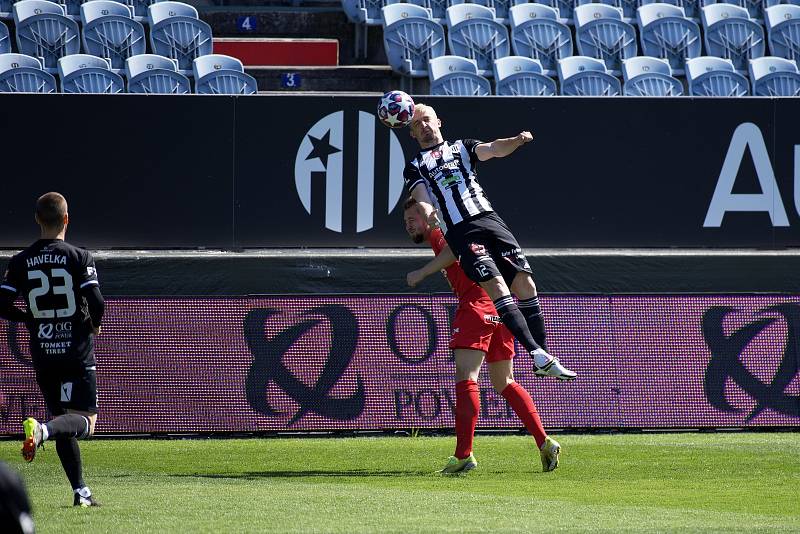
<box><xmin>0</xmin><ymin>193</ymin><xmax>104</xmax><ymax>507</ymax></box>
<box><xmin>404</xmin><ymin>104</ymin><xmax>576</xmax><ymax>381</ymax></box>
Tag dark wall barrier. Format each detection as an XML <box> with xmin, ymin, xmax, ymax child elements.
<box><xmin>0</xmin><ymin>95</ymin><xmax>799</xmax><ymax>248</ymax></box>
<box><xmin>1</xmin><ymin>294</ymin><xmax>798</xmax><ymax>433</ymax></box>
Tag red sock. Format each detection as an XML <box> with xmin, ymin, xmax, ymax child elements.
<box><xmin>501</xmin><ymin>381</ymin><xmax>547</xmax><ymax>448</ymax></box>
<box><xmin>454</xmin><ymin>380</ymin><xmax>479</xmax><ymax>459</ymax></box>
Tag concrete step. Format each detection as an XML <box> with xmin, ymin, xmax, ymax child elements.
<box><xmin>246</xmin><ymin>65</ymin><xmax>430</xmax><ymax>92</ymax></box>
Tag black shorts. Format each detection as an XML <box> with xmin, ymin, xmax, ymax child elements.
<box><xmin>35</xmin><ymin>365</ymin><xmax>98</xmax><ymax>416</ymax></box>
<box><xmin>445</xmin><ymin>212</ymin><xmax>533</xmax><ymax>285</ymax></box>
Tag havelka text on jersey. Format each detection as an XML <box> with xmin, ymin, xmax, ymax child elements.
<box><xmin>26</xmin><ymin>254</ymin><xmax>67</xmax><ymax>268</ymax></box>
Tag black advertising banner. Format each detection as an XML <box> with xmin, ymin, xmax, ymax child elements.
<box><xmin>1</xmin><ymin>94</ymin><xmax>798</xmax><ymax>248</ymax></box>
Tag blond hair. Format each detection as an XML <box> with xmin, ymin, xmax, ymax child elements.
<box><xmin>411</xmin><ymin>102</ymin><xmax>436</xmax><ymax>122</ymax></box>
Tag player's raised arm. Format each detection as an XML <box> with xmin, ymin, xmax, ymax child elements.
<box><xmin>475</xmin><ymin>131</ymin><xmax>534</xmax><ymax>161</ymax></box>
<box><xmin>407</xmin><ymin>244</ymin><xmax>457</xmax><ymax>288</ymax></box>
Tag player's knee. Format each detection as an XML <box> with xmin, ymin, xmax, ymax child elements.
<box><xmin>491</xmin><ymin>376</ymin><xmax>514</xmax><ymax>394</ymax></box>
<box><xmin>511</xmin><ymin>273</ymin><xmax>537</xmax><ymax>299</ymax></box>
<box><xmin>480</xmin><ymin>277</ymin><xmax>508</xmax><ymax>301</ymax></box>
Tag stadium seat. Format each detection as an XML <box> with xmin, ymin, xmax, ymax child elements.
<box><xmin>0</xmin><ymin>20</ymin><xmax>8</xmax><ymax>53</ymax></box>
<box><xmin>382</xmin><ymin>3</ymin><xmax>446</xmax><ymax>77</ymax></box>
<box><xmin>125</xmin><ymin>53</ymin><xmax>190</xmax><ymax>93</ymax></box>
<box><xmin>686</xmin><ymin>55</ymin><xmax>750</xmax><ymax>94</ymax></box>
<box><xmin>471</xmin><ymin>0</ymin><xmax>511</xmax><ymax>24</ymax></box>
<box><xmin>129</xmin><ymin>0</ymin><xmax>160</xmax><ymax>22</ymax></box>
<box><xmin>428</xmin><ymin>54</ymin><xmax>492</xmax><ymax>94</ymax></box>
<box><xmin>574</xmin><ymin>3</ymin><xmax>638</xmax><ymax>74</ymax></box>
<box><xmin>0</xmin><ymin>0</ymin><xmax>11</xmax><ymax>20</ymax></box>
<box><xmin>576</xmin><ymin>0</ymin><xmax>636</xmax><ymax>23</ymax></box>
<box><xmin>446</xmin><ymin>4</ymin><xmax>510</xmax><ymax>76</ymax></box>
<box><xmin>57</xmin><ymin>53</ymin><xmax>124</xmax><ymax>92</ymax></box>
<box><xmin>81</xmin><ymin>0</ymin><xmax>146</xmax><ymax>73</ymax></box>
<box><xmin>192</xmin><ymin>54</ymin><xmax>258</xmax><ymax>94</ymax></box>
<box><xmin>621</xmin><ymin>55</ymin><xmax>684</xmax><ymax>94</ymax></box>
<box><xmin>13</xmin><ymin>0</ymin><xmax>80</xmax><ymax>74</ymax></box>
<box><xmin>0</xmin><ymin>52</ymin><xmax>57</xmax><ymax>92</ymax></box>
<box><xmin>493</xmin><ymin>55</ymin><xmax>557</xmax><ymax>94</ymax></box>
<box><xmin>748</xmin><ymin>55</ymin><xmax>800</xmax><ymax>93</ymax></box>
<box><xmin>765</xmin><ymin>4</ymin><xmax>800</xmax><ymax>62</ymax></box>
<box><xmin>701</xmin><ymin>4</ymin><xmax>765</xmax><ymax>71</ymax></box>
<box><xmin>557</xmin><ymin>54</ymin><xmax>622</xmax><ymax>94</ymax></box>
<box><xmin>509</xmin><ymin>3</ymin><xmax>573</xmax><ymax>76</ymax></box>
<box><xmin>148</xmin><ymin>1</ymin><xmax>213</xmax><ymax>75</ymax></box>
<box><xmin>342</xmin><ymin>0</ymin><xmax>403</xmax><ymax>58</ymax></box>
<box><xmin>637</xmin><ymin>3</ymin><xmax>701</xmax><ymax>75</ymax></box>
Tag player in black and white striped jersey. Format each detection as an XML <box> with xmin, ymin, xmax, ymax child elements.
<box><xmin>403</xmin><ymin>104</ymin><xmax>576</xmax><ymax>381</ymax></box>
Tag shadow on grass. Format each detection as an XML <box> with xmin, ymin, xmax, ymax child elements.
<box><xmin>171</xmin><ymin>469</ymin><xmax>435</xmax><ymax>480</ymax></box>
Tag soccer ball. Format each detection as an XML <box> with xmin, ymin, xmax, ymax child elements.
<box><xmin>377</xmin><ymin>90</ymin><xmax>415</xmax><ymax>128</ymax></box>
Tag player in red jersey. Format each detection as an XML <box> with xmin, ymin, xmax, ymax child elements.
<box><xmin>403</xmin><ymin>198</ymin><xmax>561</xmax><ymax>473</ymax></box>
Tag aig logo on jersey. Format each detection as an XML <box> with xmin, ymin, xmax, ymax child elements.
<box><xmin>294</xmin><ymin>111</ymin><xmax>406</xmax><ymax>233</ymax></box>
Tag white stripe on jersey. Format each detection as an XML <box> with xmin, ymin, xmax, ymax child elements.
<box><xmin>414</xmin><ymin>140</ymin><xmax>493</xmax><ymax>229</ymax></box>
<box><xmin>80</xmin><ymin>280</ymin><xmax>99</xmax><ymax>289</ymax></box>
<box><xmin>0</xmin><ymin>284</ymin><xmax>17</xmax><ymax>293</ymax></box>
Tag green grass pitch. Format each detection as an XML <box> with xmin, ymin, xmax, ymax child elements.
<box><xmin>2</xmin><ymin>433</ymin><xmax>799</xmax><ymax>533</ymax></box>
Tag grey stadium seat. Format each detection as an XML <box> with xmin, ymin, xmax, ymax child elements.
<box><xmin>574</xmin><ymin>3</ymin><xmax>638</xmax><ymax>75</ymax></box>
<box><xmin>81</xmin><ymin>0</ymin><xmax>146</xmax><ymax>72</ymax></box>
<box><xmin>428</xmin><ymin>54</ymin><xmax>492</xmax><ymax>94</ymax></box>
<box><xmin>125</xmin><ymin>53</ymin><xmax>190</xmax><ymax>93</ymax></box>
<box><xmin>13</xmin><ymin>0</ymin><xmax>80</xmax><ymax>74</ymax></box>
<box><xmin>446</xmin><ymin>3</ymin><xmax>510</xmax><ymax>76</ymax></box>
<box><xmin>686</xmin><ymin>55</ymin><xmax>751</xmax><ymax>94</ymax></box>
<box><xmin>621</xmin><ymin>55</ymin><xmax>684</xmax><ymax>94</ymax></box>
<box><xmin>0</xmin><ymin>52</ymin><xmax>57</xmax><ymax>92</ymax></box>
<box><xmin>765</xmin><ymin>4</ymin><xmax>800</xmax><ymax>62</ymax></box>
<box><xmin>193</xmin><ymin>54</ymin><xmax>258</xmax><ymax>94</ymax></box>
<box><xmin>701</xmin><ymin>3</ymin><xmax>765</xmax><ymax>71</ymax></box>
<box><xmin>58</xmin><ymin>53</ymin><xmax>124</xmax><ymax>93</ymax></box>
<box><xmin>148</xmin><ymin>1</ymin><xmax>212</xmax><ymax>75</ymax></box>
<box><xmin>382</xmin><ymin>3</ymin><xmax>446</xmax><ymax>77</ymax></box>
<box><xmin>509</xmin><ymin>3</ymin><xmax>572</xmax><ymax>76</ymax></box>
<box><xmin>493</xmin><ymin>55</ymin><xmax>557</xmax><ymax>95</ymax></box>
<box><xmin>748</xmin><ymin>55</ymin><xmax>800</xmax><ymax>94</ymax></box>
<box><xmin>637</xmin><ymin>3</ymin><xmax>701</xmax><ymax>75</ymax></box>
<box><xmin>557</xmin><ymin>55</ymin><xmax>622</xmax><ymax>95</ymax></box>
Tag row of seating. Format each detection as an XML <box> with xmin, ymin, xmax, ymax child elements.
<box><xmin>344</xmin><ymin>0</ymin><xmax>800</xmax><ymax>28</ymax></box>
<box><xmin>428</xmin><ymin>54</ymin><xmax>800</xmax><ymax>95</ymax></box>
<box><xmin>380</xmin><ymin>1</ymin><xmax>800</xmax><ymax>78</ymax></box>
<box><xmin>1</xmin><ymin>0</ymin><xmax>158</xmax><ymax>22</ymax></box>
<box><xmin>0</xmin><ymin>0</ymin><xmax>212</xmax><ymax>74</ymax></box>
<box><xmin>0</xmin><ymin>52</ymin><xmax>257</xmax><ymax>93</ymax></box>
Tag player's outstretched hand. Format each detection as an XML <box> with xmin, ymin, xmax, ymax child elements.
<box><xmin>517</xmin><ymin>131</ymin><xmax>533</xmax><ymax>145</ymax></box>
<box><xmin>407</xmin><ymin>270</ymin><xmax>425</xmax><ymax>288</ymax></box>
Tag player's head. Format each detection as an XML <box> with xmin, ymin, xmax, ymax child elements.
<box><xmin>403</xmin><ymin>197</ymin><xmax>430</xmax><ymax>244</ymax></box>
<box><xmin>409</xmin><ymin>103</ymin><xmax>443</xmax><ymax>149</ymax></box>
<box><xmin>35</xmin><ymin>192</ymin><xmax>69</xmax><ymax>234</ymax></box>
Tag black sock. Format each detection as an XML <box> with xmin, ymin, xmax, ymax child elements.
<box><xmin>56</xmin><ymin>438</ymin><xmax>85</xmax><ymax>491</ymax></box>
<box><xmin>518</xmin><ymin>296</ymin><xmax>548</xmax><ymax>352</ymax></box>
<box><xmin>493</xmin><ymin>296</ymin><xmax>541</xmax><ymax>353</ymax></box>
<box><xmin>45</xmin><ymin>414</ymin><xmax>89</xmax><ymax>440</ymax></box>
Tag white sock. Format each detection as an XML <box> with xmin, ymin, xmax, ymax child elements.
<box><xmin>75</xmin><ymin>487</ymin><xmax>91</xmax><ymax>498</ymax></box>
<box><xmin>41</xmin><ymin>424</ymin><xmax>50</xmax><ymax>442</ymax></box>
<box><xmin>531</xmin><ymin>348</ymin><xmax>553</xmax><ymax>368</ymax></box>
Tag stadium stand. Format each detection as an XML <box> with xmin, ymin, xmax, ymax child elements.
<box><xmin>493</xmin><ymin>55</ymin><xmax>557</xmax><ymax>94</ymax></box>
<box><xmin>428</xmin><ymin>53</ymin><xmax>491</xmax><ymax>93</ymax></box>
<box><xmin>701</xmin><ymin>3</ymin><xmax>765</xmax><ymax>71</ymax></box>
<box><xmin>125</xmin><ymin>52</ymin><xmax>190</xmax><ymax>92</ymax></box>
<box><xmin>686</xmin><ymin>55</ymin><xmax>750</xmax><ymax>93</ymax></box>
<box><xmin>574</xmin><ymin>3</ymin><xmax>637</xmax><ymax>75</ymax></box>
<box><xmin>766</xmin><ymin>4</ymin><xmax>800</xmax><ymax>62</ymax></box>
<box><xmin>0</xmin><ymin>52</ymin><xmax>57</xmax><ymax>91</ymax></box>
<box><xmin>748</xmin><ymin>54</ymin><xmax>800</xmax><ymax>93</ymax></box>
<box><xmin>445</xmin><ymin>3</ymin><xmax>510</xmax><ymax>76</ymax></box>
<box><xmin>621</xmin><ymin>54</ymin><xmax>684</xmax><ymax>94</ymax></box>
<box><xmin>148</xmin><ymin>1</ymin><xmax>213</xmax><ymax>75</ymax></box>
<box><xmin>193</xmin><ymin>52</ymin><xmax>257</xmax><ymax>93</ymax></box>
<box><xmin>637</xmin><ymin>3</ymin><xmax>701</xmax><ymax>75</ymax></box>
<box><xmin>557</xmin><ymin>54</ymin><xmax>623</xmax><ymax>94</ymax></box>
<box><xmin>508</xmin><ymin>3</ymin><xmax>572</xmax><ymax>77</ymax></box>
<box><xmin>58</xmin><ymin>53</ymin><xmax>125</xmax><ymax>92</ymax></box>
<box><xmin>81</xmin><ymin>0</ymin><xmax>146</xmax><ymax>72</ymax></box>
<box><xmin>382</xmin><ymin>2</ymin><xmax>445</xmax><ymax>80</ymax></box>
<box><xmin>13</xmin><ymin>0</ymin><xmax>80</xmax><ymax>73</ymax></box>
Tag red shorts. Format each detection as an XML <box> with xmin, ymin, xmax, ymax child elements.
<box><xmin>450</xmin><ymin>295</ymin><xmax>516</xmax><ymax>363</ymax></box>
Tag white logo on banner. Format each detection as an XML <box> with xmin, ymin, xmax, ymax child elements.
<box><xmin>704</xmin><ymin>122</ymin><xmax>799</xmax><ymax>227</ymax></box>
<box><xmin>294</xmin><ymin>111</ymin><xmax>406</xmax><ymax>233</ymax></box>
<box><xmin>61</xmin><ymin>382</ymin><xmax>73</xmax><ymax>402</ymax></box>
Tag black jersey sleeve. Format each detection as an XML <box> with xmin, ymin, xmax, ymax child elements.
<box><xmin>76</xmin><ymin>250</ymin><xmax>100</xmax><ymax>291</ymax></box>
<box><xmin>461</xmin><ymin>139</ymin><xmax>484</xmax><ymax>168</ymax></box>
<box><xmin>403</xmin><ymin>159</ymin><xmax>425</xmax><ymax>193</ymax></box>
